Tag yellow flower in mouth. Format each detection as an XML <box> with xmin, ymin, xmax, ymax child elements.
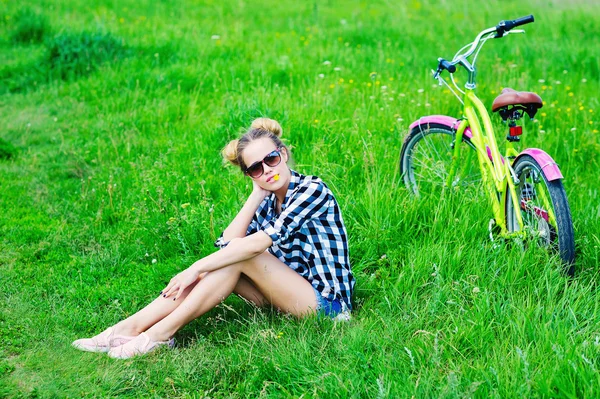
<box><xmin>274</xmin><ymin>175</ymin><xmax>280</xmax><ymax>181</ymax></box>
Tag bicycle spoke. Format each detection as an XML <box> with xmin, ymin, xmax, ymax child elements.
<box><xmin>505</xmin><ymin>155</ymin><xmax>574</xmax><ymax>268</ymax></box>
<box><xmin>400</xmin><ymin>125</ymin><xmax>480</xmax><ymax>197</ymax></box>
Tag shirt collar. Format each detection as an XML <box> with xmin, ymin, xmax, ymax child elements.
<box><xmin>283</xmin><ymin>169</ymin><xmax>301</xmax><ymax>207</ymax></box>
<box><xmin>269</xmin><ymin>169</ymin><xmax>301</xmax><ymax>213</ymax></box>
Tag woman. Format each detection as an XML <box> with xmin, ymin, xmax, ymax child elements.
<box><xmin>72</xmin><ymin>118</ymin><xmax>354</xmax><ymax>359</ymax></box>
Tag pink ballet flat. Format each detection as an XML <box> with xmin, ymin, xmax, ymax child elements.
<box><xmin>72</xmin><ymin>327</ymin><xmax>136</xmax><ymax>353</ymax></box>
<box><xmin>107</xmin><ymin>332</ymin><xmax>175</xmax><ymax>359</ymax></box>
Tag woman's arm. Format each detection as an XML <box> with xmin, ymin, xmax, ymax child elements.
<box><xmin>221</xmin><ymin>181</ymin><xmax>270</xmax><ymax>242</ymax></box>
<box><xmin>162</xmin><ymin>231</ymin><xmax>273</xmax><ymax>300</ymax></box>
<box><xmin>163</xmin><ymin>179</ymin><xmax>330</xmax><ymax>300</ymax></box>
<box><xmin>195</xmin><ymin>231</ymin><xmax>272</xmax><ymax>274</ymax></box>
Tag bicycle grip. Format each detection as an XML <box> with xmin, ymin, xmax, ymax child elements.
<box><xmin>512</xmin><ymin>15</ymin><xmax>534</xmax><ymax>27</ymax></box>
<box><xmin>438</xmin><ymin>58</ymin><xmax>456</xmax><ymax>73</ymax></box>
<box><xmin>496</xmin><ymin>15</ymin><xmax>534</xmax><ymax>36</ymax></box>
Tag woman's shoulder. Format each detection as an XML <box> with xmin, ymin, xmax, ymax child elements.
<box><xmin>292</xmin><ymin>170</ymin><xmax>328</xmax><ymax>191</ymax></box>
<box><xmin>290</xmin><ymin>170</ymin><xmax>334</xmax><ymax>200</ymax></box>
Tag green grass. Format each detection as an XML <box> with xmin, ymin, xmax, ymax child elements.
<box><xmin>1</xmin><ymin>0</ymin><xmax>599</xmax><ymax>397</ymax></box>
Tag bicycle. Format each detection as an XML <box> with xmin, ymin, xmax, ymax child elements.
<box><xmin>399</xmin><ymin>15</ymin><xmax>575</xmax><ymax>273</ymax></box>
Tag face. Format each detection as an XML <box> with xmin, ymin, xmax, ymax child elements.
<box><xmin>242</xmin><ymin>137</ymin><xmax>290</xmax><ymax>190</ymax></box>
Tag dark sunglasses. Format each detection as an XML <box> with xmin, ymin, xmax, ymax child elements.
<box><xmin>245</xmin><ymin>149</ymin><xmax>283</xmax><ymax>178</ymax></box>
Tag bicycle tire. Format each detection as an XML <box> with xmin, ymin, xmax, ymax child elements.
<box><xmin>400</xmin><ymin>123</ymin><xmax>479</xmax><ymax>197</ymax></box>
<box><xmin>505</xmin><ymin>155</ymin><xmax>575</xmax><ymax>273</ymax></box>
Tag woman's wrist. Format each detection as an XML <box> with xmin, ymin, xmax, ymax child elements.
<box><xmin>191</xmin><ymin>259</ymin><xmax>205</xmax><ymax>273</ymax></box>
<box><xmin>248</xmin><ymin>191</ymin><xmax>267</xmax><ymax>205</ymax></box>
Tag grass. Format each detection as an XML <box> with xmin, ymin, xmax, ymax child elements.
<box><xmin>1</xmin><ymin>0</ymin><xmax>599</xmax><ymax>397</ymax></box>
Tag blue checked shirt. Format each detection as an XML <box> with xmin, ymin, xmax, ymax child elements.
<box><xmin>215</xmin><ymin>170</ymin><xmax>354</xmax><ymax>311</ymax></box>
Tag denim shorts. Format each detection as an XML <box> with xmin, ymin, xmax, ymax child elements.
<box><xmin>312</xmin><ymin>286</ymin><xmax>345</xmax><ymax>318</ymax></box>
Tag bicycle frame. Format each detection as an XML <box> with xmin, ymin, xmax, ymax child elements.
<box><xmin>447</xmin><ymin>90</ymin><xmax>522</xmax><ymax>236</ymax></box>
<box><xmin>446</xmin><ymin>89</ymin><xmax>560</xmax><ymax>238</ymax></box>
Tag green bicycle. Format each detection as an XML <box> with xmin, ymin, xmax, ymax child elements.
<box><xmin>400</xmin><ymin>15</ymin><xmax>575</xmax><ymax>273</ymax></box>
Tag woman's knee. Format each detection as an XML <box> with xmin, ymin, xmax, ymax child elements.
<box><xmin>237</xmin><ymin>251</ymin><xmax>272</xmax><ymax>273</ymax></box>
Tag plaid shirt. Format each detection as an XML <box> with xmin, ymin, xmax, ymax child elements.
<box><xmin>215</xmin><ymin>170</ymin><xmax>354</xmax><ymax>311</ymax></box>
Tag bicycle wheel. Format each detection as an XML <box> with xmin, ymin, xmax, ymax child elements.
<box><xmin>400</xmin><ymin>123</ymin><xmax>479</xmax><ymax>197</ymax></box>
<box><xmin>505</xmin><ymin>155</ymin><xmax>575</xmax><ymax>272</ymax></box>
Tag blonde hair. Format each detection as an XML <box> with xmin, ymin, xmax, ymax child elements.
<box><xmin>222</xmin><ymin>117</ymin><xmax>288</xmax><ymax>172</ymax></box>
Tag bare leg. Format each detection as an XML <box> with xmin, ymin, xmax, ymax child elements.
<box><xmin>113</xmin><ymin>273</ymin><xmax>268</xmax><ymax>336</ymax></box>
<box><xmin>145</xmin><ymin>251</ymin><xmax>317</xmax><ymax>341</ymax></box>
<box><xmin>234</xmin><ymin>274</ymin><xmax>268</xmax><ymax>307</ymax></box>
<box><xmin>113</xmin><ymin>282</ymin><xmax>200</xmax><ymax>336</ymax></box>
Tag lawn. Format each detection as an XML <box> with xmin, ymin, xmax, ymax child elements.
<box><xmin>1</xmin><ymin>0</ymin><xmax>599</xmax><ymax>397</ymax></box>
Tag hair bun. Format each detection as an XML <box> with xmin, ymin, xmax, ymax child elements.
<box><xmin>250</xmin><ymin>117</ymin><xmax>282</xmax><ymax>137</ymax></box>
<box><xmin>222</xmin><ymin>139</ymin><xmax>240</xmax><ymax>166</ymax></box>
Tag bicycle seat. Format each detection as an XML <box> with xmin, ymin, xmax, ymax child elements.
<box><xmin>492</xmin><ymin>88</ymin><xmax>543</xmax><ymax>117</ymax></box>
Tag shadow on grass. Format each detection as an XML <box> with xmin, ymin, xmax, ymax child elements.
<box><xmin>173</xmin><ymin>298</ymin><xmax>339</xmax><ymax>350</ymax></box>
<box><xmin>0</xmin><ymin>137</ymin><xmax>17</xmax><ymax>159</ymax></box>
<box><xmin>9</xmin><ymin>7</ymin><xmax>49</xmax><ymax>45</ymax></box>
<box><xmin>173</xmin><ymin>301</ymin><xmax>284</xmax><ymax>349</ymax></box>
<box><xmin>1</xmin><ymin>31</ymin><xmax>131</xmax><ymax>94</ymax></box>
<box><xmin>1</xmin><ymin>7</ymin><xmax>179</xmax><ymax>94</ymax></box>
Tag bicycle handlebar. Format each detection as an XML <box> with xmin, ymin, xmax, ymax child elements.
<box><xmin>437</xmin><ymin>58</ymin><xmax>456</xmax><ymax>74</ymax></box>
<box><xmin>433</xmin><ymin>15</ymin><xmax>534</xmax><ymax>79</ymax></box>
<box><xmin>495</xmin><ymin>15</ymin><xmax>534</xmax><ymax>37</ymax></box>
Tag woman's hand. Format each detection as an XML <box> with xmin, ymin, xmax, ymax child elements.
<box><xmin>251</xmin><ymin>179</ymin><xmax>271</xmax><ymax>201</ymax></box>
<box><xmin>161</xmin><ymin>267</ymin><xmax>202</xmax><ymax>300</ymax></box>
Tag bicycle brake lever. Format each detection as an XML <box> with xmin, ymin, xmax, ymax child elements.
<box><xmin>433</xmin><ymin>71</ymin><xmax>445</xmax><ymax>86</ymax></box>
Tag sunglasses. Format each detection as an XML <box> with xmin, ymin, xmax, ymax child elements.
<box><xmin>244</xmin><ymin>149</ymin><xmax>283</xmax><ymax>178</ymax></box>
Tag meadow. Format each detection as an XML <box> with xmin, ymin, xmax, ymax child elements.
<box><xmin>1</xmin><ymin>0</ymin><xmax>599</xmax><ymax>397</ymax></box>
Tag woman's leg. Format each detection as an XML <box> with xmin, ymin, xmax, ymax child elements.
<box><xmin>233</xmin><ymin>274</ymin><xmax>269</xmax><ymax>307</ymax></box>
<box><xmin>112</xmin><ymin>282</ymin><xmax>200</xmax><ymax>336</ymax></box>
<box><xmin>113</xmin><ymin>274</ymin><xmax>268</xmax><ymax>336</ymax></box>
<box><xmin>144</xmin><ymin>251</ymin><xmax>316</xmax><ymax>341</ymax></box>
